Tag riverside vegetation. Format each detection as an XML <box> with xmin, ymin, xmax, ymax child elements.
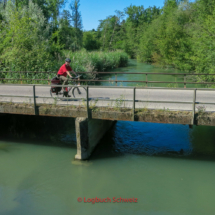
<box><xmin>0</xmin><ymin>50</ymin><xmax>128</xmax><ymax>84</ymax></box>
<box><xmin>0</xmin><ymin>0</ymin><xmax>215</xmax><ymax>84</ymax></box>
<box><xmin>0</xmin><ymin>1</ymin><xmax>128</xmax><ymax>84</ymax></box>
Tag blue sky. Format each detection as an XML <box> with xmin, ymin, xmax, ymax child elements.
<box><xmin>64</xmin><ymin>0</ymin><xmax>166</xmax><ymax>31</ymax></box>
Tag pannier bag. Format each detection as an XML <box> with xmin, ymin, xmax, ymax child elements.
<box><xmin>51</xmin><ymin>77</ymin><xmax>62</xmax><ymax>93</ymax></box>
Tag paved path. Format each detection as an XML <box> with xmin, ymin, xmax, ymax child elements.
<box><xmin>0</xmin><ymin>85</ymin><xmax>215</xmax><ymax>111</ymax></box>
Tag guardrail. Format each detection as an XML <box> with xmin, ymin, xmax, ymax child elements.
<box><xmin>0</xmin><ymin>84</ymin><xmax>214</xmax><ymax>125</ymax></box>
<box><xmin>0</xmin><ymin>71</ymin><xmax>215</xmax><ymax>87</ymax></box>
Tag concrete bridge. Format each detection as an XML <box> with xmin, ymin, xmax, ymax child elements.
<box><xmin>1</xmin><ymin>84</ymin><xmax>215</xmax><ymax>160</ymax></box>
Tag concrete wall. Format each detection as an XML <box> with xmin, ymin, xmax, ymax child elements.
<box><xmin>75</xmin><ymin>118</ymin><xmax>89</xmax><ymax>160</ymax></box>
<box><xmin>75</xmin><ymin>118</ymin><xmax>115</xmax><ymax>160</ymax></box>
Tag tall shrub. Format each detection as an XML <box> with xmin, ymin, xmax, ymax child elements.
<box><xmin>0</xmin><ymin>1</ymin><xmax>55</xmax><ymax>72</ymax></box>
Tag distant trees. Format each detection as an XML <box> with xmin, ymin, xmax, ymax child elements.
<box><xmin>95</xmin><ymin>5</ymin><xmax>160</xmax><ymax>57</ymax></box>
<box><xmin>1</xmin><ymin>0</ymin><xmax>215</xmax><ymax>78</ymax></box>
<box><xmin>83</xmin><ymin>30</ymin><xmax>100</xmax><ymax>50</ymax></box>
<box><xmin>70</xmin><ymin>0</ymin><xmax>83</xmax><ymax>51</ymax></box>
<box><xmin>96</xmin><ymin>10</ymin><xmax>125</xmax><ymax>51</ymax></box>
<box><xmin>58</xmin><ymin>9</ymin><xmax>75</xmax><ymax>50</ymax></box>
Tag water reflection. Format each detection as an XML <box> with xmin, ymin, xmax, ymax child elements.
<box><xmin>96</xmin><ymin>59</ymin><xmax>206</xmax><ymax>88</ymax></box>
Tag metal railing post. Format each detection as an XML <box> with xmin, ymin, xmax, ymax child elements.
<box><xmin>86</xmin><ymin>86</ymin><xmax>89</xmax><ymax>118</ymax></box>
<box><xmin>146</xmin><ymin>74</ymin><xmax>148</xmax><ymax>87</ymax></box>
<box><xmin>115</xmin><ymin>73</ymin><xmax>117</xmax><ymax>86</ymax></box>
<box><xmin>133</xmin><ymin>87</ymin><xmax>136</xmax><ymax>121</ymax></box>
<box><xmin>20</xmin><ymin>72</ymin><xmax>22</xmax><ymax>84</ymax></box>
<box><xmin>192</xmin><ymin>89</ymin><xmax>196</xmax><ymax>125</ymax></box>
<box><xmin>33</xmin><ymin>85</ymin><xmax>37</xmax><ymax>115</ymax></box>
<box><xmin>184</xmin><ymin>74</ymin><xmax>186</xmax><ymax>88</ymax></box>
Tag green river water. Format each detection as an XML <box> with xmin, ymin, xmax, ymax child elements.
<box><xmin>0</xmin><ymin>60</ymin><xmax>215</xmax><ymax>215</ymax></box>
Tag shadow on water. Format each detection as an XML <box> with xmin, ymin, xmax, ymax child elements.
<box><xmin>0</xmin><ymin>114</ymin><xmax>77</xmax><ymax>149</ymax></box>
<box><xmin>90</xmin><ymin>121</ymin><xmax>215</xmax><ymax>162</ymax></box>
<box><xmin>1</xmin><ymin>114</ymin><xmax>215</xmax><ymax>162</ymax></box>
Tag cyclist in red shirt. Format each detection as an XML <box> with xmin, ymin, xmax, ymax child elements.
<box><xmin>57</xmin><ymin>58</ymin><xmax>77</xmax><ymax>97</ymax></box>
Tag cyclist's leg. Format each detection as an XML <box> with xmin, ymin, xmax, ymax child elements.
<box><xmin>60</xmin><ymin>76</ymin><xmax>71</xmax><ymax>97</ymax></box>
<box><xmin>59</xmin><ymin>76</ymin><xmax>68</xmax><ymax>91</ymax></box>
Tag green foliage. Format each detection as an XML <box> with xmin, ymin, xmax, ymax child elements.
<box><xmin>89</xmin><ymin>98</ymin><xmax>99</xmax><ymax>112</ymax></box>
<box><xmin>197</xmin><ymin>105</ymin><xmax>206</xmax><ymax>115</ymax></box>
<box><xmin>187</xmin><ymin>1</ymin><xmax>215</xmax><ymax>81</ymax></box>
<box><xmin>70</xmin><ymin>0</ymin><xmax>83</xmax><ymax>51</ymax></box>
<box><xmin>97</xmin><ymin>10</ymin><xmax>125</xmax><ymax>51</ymax></box>
<box><xmin>64</xmin><ymin>49</ymin><xmax>128</xmax><ymax>79</ymax></box>
<box><xmin>83</xmin><ymin>31</ymin><xmax>101</xmax><ymax>50</ymax></box>
<box><xmin>58</xmin><ymin>10</ymin><xmax>76</xmax><ymax>50</ymax></box>
<box><xmin>2</xmin><ymin>0</ymin><xmax>215</xmax><ymax>84</ymax></box>
<box><xmin>0</xmin><ymin>1</ymin><xmax>55</xmax><ymax>72</ymax></box>
<box><xmin>136</xmin><ymin>0</ymin><xmax>215</xmax><ymax>82</ymax></box>
<box><xmin>114</xmin><ymin>94</ymin><xmax>125</xmax><ymax>111</ymax></box>
<box><xmin>0</xmin><ymin>48</ymin><xmax>128</xmax><ymax>83</ymax></box>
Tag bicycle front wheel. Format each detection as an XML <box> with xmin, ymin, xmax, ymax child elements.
<box><xmin>72</xmin><ymin>87</ymin><xmax>87</xmax><ymax>98</ymax></box>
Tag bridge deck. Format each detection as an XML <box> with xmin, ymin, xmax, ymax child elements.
<box><xmin>1</xmin><ymin>85</ymin><xmax>215</xmax><ymax>126</ymax></box>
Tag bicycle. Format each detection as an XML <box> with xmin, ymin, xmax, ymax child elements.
<box><xmin>50</xmin><ymin>75</ymin><xmax>87</xmax><ymax>99</ymax></box>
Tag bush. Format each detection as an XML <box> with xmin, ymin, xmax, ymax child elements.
<box><xmin>64</xmin><ymin>50</ymin><xmax>128</xmax><ymax>79</ymax></box>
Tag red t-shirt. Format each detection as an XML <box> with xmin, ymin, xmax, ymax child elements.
<box><xmin>57</xmin><ymin>64</ymin><xmax>72</xmax><ymax>77</ymax></box>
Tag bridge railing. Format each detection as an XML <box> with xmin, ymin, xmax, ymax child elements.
<box><xmin>1</xmin><ymin>84</ymin><xmax>215</xmax><ymax>125</ymax></box>
<box><xmin>0</xmin><ymin>71</ymin><xmax>215</xmax><ymax>87</ymax></box>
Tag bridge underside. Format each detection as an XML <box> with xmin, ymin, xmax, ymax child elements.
<box><xmin>1</xmin><ymin>102</ymin><xmax>215</xmax><ymax>160</ymax></box>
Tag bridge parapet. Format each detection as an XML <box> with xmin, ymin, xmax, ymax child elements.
<box><xmin>1</xmin><ymin>102</ymin><xmax>215</xmax><ymax>126</ymax></box>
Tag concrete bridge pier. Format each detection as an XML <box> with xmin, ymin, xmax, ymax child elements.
<box><xmin>75</xmin><ymin>117</ymin><xmax>115</xmax><ymax>160</ymax></box>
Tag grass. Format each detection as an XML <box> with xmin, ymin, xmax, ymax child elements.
<box><xmin>89</xmin><ymin>98</ymin><xmax>99</xmax><ymax>112</ymax></box>
<box><xmin>156</xmin><ymin>107</ymin><xmax>170</xmax><ymax>113</ymax></box>
<box><xmin>113</xmin><ymin>95</ymin><xmax>125</xmax><ymax>111</ymax></box>
<box><xmin>196</xmin><ymin>105</ymin><xmax>206</xmax><ymax>116</ymax></box>
<box><xmin>9</xmin><ymin>98</ymin><xmax>13</xmax><ymax>105</ymax></box>
<box><xmin>52</xmin><ymin>97</ymin><xmax>57</xmax><ymax>107</ymax></box>
<box><xmin>137</xmin><ymin>106</ymin><xmax>148</xmax><ymax>113</ymax></box>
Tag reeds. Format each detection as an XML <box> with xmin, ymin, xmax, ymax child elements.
<box><xmin>65</xmin><ymin>49</ymin><xmax>128</xmax><ymax>73</ymax></box>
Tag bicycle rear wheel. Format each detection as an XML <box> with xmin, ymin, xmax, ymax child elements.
<box><xmin>50</xmin><ymin>88</ymin><xmax>64</xmax><ymax>99</ymax></box>
<box><xmin>72</xmin><ymin>86</ymin><xmax>87</xmax><ymax>98</ymax></box>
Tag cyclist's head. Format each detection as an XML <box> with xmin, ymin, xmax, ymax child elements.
<box><xmin>65</xmin><ymin>58</ymin><xmax>71</xmax><ymax>63</ymax></box>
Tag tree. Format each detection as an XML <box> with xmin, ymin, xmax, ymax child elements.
<box><xmin>123</xmin><ymin>5</ymin><xmax>145</xmax><ymax>58</ymax></box>
<box><xmin>0</xmin><ymin>1</ymin><xmax>56</xmax><ymax>71</ymax></box>
<box><xmin>83</xmin><ymin>30</ymin><xmax>100</xmax><ymax>50</ymax></box>
<box><xmin>109</xmin><ymin>10</ymin><xmax>124</xmax><ymax>50</ymax></box>
<box><xmin>58</xmin><ymin>9</ymin><xmax>75</xmax><ymax>50</ymax></box>
<box><xmin>70</xmin><ymin>0</ymin><xmax>83</xmax><ymax>51</ymax></box>
<box><xmin>97</xmin><ymin>12</ymin><xmax>125</xmax><ymax>51</ymax></box>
